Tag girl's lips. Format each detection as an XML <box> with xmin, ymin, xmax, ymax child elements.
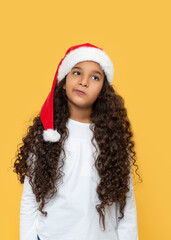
<box><xmin>74</xmin><ymin>90</ymin><xmax>86</xmax><ymax>95</ymax></box>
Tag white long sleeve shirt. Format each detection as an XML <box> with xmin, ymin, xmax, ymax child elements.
<box><xmin>20</xmin><ymin>118</ymin><xmax>139</xmax><ymax>240</ymax></box>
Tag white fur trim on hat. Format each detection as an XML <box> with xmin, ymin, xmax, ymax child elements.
<box><xmin>57</xmin><ymin>46</ymin><xmax>114</xmax><ymax>84</ymax></box>
<box><xmin>43</xmin><ymin>129</ymin><xmax>61</xmax><ymax>142</ymax></box>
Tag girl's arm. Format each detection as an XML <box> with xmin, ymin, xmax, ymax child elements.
<box><xmin>20</xmin><ymin>175</ymin><xmax>39</xmax><ymax>240</ymax></box>
<box><xmin>116</xmin><ymin>166</ymin><xmax>139</xmax><ymax>240</ymax></box>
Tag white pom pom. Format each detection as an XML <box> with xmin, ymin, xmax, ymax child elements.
<box><xmin>43</xmin><ymin>129</ymin><xmax>61</xmax><ymax>142</ymax></box>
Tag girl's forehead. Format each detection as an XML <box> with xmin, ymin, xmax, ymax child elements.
<box><xmin>73</xmin><ymin>61</ymin><xmax>103</xmax><ymax>71</ymax></box>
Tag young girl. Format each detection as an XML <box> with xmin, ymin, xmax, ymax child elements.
<box><xmin>13</xmin><ymin>43</ymin><xmax>141</xmax><ymax>240</ymax></box>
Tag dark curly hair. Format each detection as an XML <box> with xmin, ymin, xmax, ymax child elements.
<box><xmin>13</xmin><ymin>73</ymin><xmax>142</xmax><ymax>231</ymax></box>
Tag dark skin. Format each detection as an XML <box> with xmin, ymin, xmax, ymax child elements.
<box><xmin>63</xmin><ymin>61</ymin><xmax>105</xmax><ymax>123</ymax></box>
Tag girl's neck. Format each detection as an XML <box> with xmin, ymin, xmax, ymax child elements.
<box><xmin>69</xmin><ymin>117</ymin><xmax>93</xmax><ymax>124</ymax></box>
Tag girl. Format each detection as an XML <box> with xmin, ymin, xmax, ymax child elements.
<box><xmin>13</xmin><ymin>43</ymin><xmax>141</xmax><ymax>240</ymax></box>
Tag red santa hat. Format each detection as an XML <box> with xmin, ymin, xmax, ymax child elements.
<box><xmin>40</xmin><ymin>43</ymin><xmax>114</xmax><ymax>142</ymax></box>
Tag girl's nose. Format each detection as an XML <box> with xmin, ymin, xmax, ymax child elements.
<box><xmin>79</xmin><ymin>76</ymin><xmax>89</xmax><ymax>86</ymax></box>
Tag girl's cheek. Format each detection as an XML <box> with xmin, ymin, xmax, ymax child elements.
<box><xmin>70</xmin><ymin>75</ymin><xmax>78</xmax><ymax>81</ymax></box>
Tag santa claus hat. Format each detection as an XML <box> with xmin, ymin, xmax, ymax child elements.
<box><xmin>40</xmin><ymin>43</ymin><xmax>114</xmax><ymax>142</ymax></box>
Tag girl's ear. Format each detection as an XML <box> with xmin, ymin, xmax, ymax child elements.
<box><xmin>63</xmin><ymin>84</ymin><xmax>66</xmax><ymax>90</ymax></box>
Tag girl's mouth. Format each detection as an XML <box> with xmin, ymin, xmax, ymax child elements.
<box><xmin>74</xmin><ymin>89</ymin><xmax>86</xmax><ymax>95</ymax></box>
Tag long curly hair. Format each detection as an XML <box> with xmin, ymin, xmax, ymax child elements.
<box><xmin>13</xmin><ymin>73</ymin><xmax>142</xmax><ymax>231</ymax></box>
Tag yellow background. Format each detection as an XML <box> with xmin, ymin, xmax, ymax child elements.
<box><xmin>1</xmin><ymin>0</ymin><xmax>171</xmax><ymax>239</ymax></box>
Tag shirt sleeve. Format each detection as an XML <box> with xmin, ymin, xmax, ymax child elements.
<box><xmin>20</xmin><ymin>175</ymin><xmax>39</xmax><ymax>240</ymax></box>
<box><xmin>116</xmin><ymin>166</ymin><xmax>139</xmax><ymax>240</ymax></box>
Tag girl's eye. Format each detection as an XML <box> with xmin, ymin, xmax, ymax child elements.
<box><xmin>92</xmin><ymin>76</ymin><xmax>99</xmax><ymax>81</ymax></box>
<box><xmin>73</xmin><ymin>71</ymin><xmax>99</xmax><ymax>81</ymax></box>
<box><xmin>73</xmin><ymin>71</ymin><xmax>80</xmax><ymax>75</ymax></box>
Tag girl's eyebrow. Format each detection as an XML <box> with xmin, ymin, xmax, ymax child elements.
<box><xmin>71</xmin><ymin>66</ymin><xmax>103</xmax><ymax>77</ymax></box>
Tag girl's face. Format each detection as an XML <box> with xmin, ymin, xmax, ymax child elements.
<box><xmin>63</xmin><ymin>61</ymin><xmax>105</xmax><ymax>110</ymax></box>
